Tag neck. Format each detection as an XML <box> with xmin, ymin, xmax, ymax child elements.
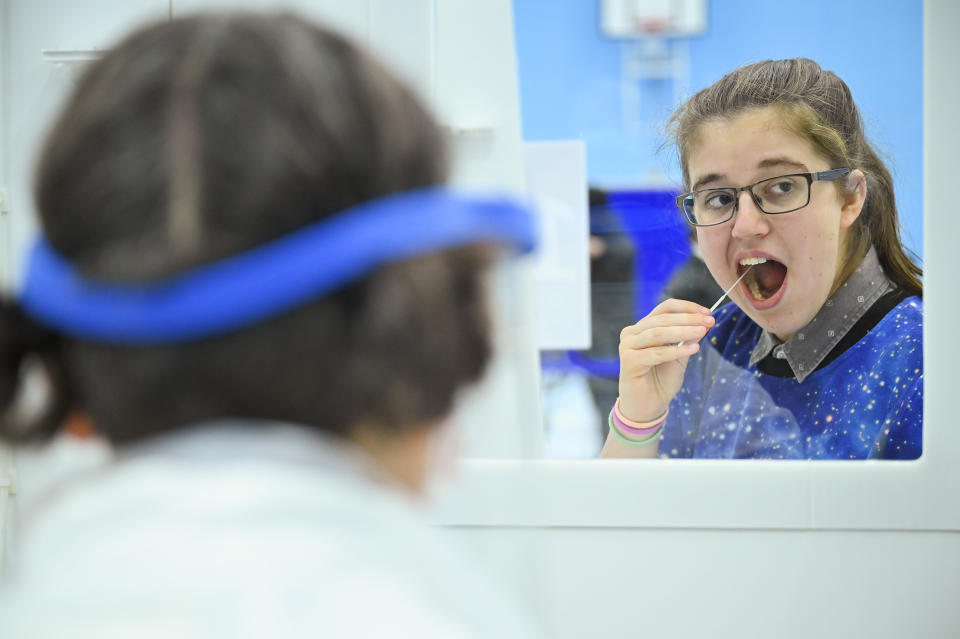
<box><xmin>348</xmin><ymin>422</ymin><xmax>437</xmax><ymax>494</ymax></box>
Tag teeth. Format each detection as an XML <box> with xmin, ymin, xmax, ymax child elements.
<box><xmin>739</xmin><ymin>257</ymin><xmax>768</xmax><ymax>300</ymax></box>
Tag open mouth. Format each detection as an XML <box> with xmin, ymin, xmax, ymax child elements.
<box><xmin>738</xmin><ymin>257</ymin><xmax>787</xmax><ymax>302</ymax></box>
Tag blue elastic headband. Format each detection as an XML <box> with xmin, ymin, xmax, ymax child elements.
<box><xmin>19</xmin><ymin>188</ymin><xmax>537</xmax><ymax>344</ymax></box>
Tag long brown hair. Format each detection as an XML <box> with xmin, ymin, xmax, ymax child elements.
<box><xmin>670</xmin><ymin>58</ymin><xmax>922</xmax><ymax>296</ymax></box>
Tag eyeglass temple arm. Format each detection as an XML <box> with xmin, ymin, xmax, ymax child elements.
<box><xmin>814</xmin><ymin>168</ymin><xmax>851</xmax><ymax>182</ymax></box>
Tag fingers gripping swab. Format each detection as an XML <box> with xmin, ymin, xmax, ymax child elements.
<box><xmin>677</xmin><ymin>265</ymin><xmax>753</xmax><ymax>348</ymax></box>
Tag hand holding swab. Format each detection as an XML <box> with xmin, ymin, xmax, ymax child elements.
<box><xmin>677</xmin><ymin>265</ymin><xmax>753</xmax><ymax>347</ymax></box>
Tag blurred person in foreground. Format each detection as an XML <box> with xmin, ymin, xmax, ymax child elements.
<box><xmin>0</xmin><ymin>12</ymin><xmax>541</xmax><ymax>637</ymax></box>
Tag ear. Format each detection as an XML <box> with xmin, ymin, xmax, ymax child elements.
<box><xmin>839</xmin><ymin>169</ymin><xmax>867</xmax><ymax>229</ymax></box>
<box><xmin>64</xmin><ymin>409</ymin><xmax>97</xmax><ymax>439</ymax></box>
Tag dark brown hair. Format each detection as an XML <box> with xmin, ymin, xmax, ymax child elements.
<box><xmin>670</xmin><ymin>58</ymin><xmax>922</xmax><ymax>296</ymax></box>
<box><xmin>1</xmin><ymin>13</ymin><xmax>494</xmax><ymax>444</ymax></box>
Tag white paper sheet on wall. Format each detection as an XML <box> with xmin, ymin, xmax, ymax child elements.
<box><xmin>523</xmin><ymin>140</ymin><xmax>591</xmax><ymax>350</ymax></box>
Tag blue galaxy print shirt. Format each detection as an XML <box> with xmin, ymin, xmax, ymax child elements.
<box><xmin>659</xmin><ymin>253</ymin><xmax>922</xmax><ymax>460</ymax></box>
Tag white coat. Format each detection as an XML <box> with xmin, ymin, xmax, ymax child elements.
<box><xmin>0</xmin><ymin>423</ymin><xmax>542</xmax><ymax>638</ymax></box>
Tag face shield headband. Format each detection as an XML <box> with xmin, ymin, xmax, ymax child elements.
<box><xmin>18</xmin><ymin>188</ymin><xmax>537</xmax><ymax>344</ymax></box>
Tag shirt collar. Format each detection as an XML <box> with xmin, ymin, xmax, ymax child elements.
<box><xmin>747</xmin><ymin>246</ymin><xmax>892</xmax><ymax>381</ymax></box>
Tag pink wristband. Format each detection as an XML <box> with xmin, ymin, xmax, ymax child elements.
<box><xmin>608</xmin><ymin>411</ymin><xmax>663</xmax><ymax>446</ymax></box>
<box><xmin>611</xmin><ymin>410</ymin><xmax>663</xmax><ymax>436</ymax></box>
<box><xmin>613</xmin><ymin>397</ymin><xmax>668</xmax><ymax>433</ymax></box>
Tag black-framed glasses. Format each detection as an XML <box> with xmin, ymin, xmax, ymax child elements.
<box><xmin>676</xmin><ymin>168</ymin><xmax>851</xmax><ymax>227</ymax></box>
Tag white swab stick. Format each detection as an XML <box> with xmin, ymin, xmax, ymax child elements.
<box><xmin>677</xmin><ymin>265</ymin><xmax>753</xmax><ymax>347</ymax></box>
<box><xmin>707</xmin><ymin>265</ymin><xmax>753</xmax><ymax>313</ymax></box>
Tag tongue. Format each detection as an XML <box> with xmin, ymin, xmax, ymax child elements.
<box><xmin>754</xmin><ymin>261</ymin><xmax>787</xmax><ymax>296</ymax></box>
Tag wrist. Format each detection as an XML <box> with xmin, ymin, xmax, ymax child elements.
<box><xmin>608</xmin><ymin>398</ymin><xmax>668</xmax><ymax>446</ymax></box>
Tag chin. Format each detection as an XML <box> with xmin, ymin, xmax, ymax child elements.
<box><xmin>734</xmin><ymin>272</ymin><xmax>826</xmax><ymax>340</ymax></box>
<box><xmin>753</xmin><ymin>306</ymin><xmax>816</xmax><ymax>341</ymax></box>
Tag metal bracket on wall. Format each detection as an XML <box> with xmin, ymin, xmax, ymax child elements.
<box><xmin>41</xmin><ymin>49</ymin><xmax>103</xmax><ymax>68</ymax></box>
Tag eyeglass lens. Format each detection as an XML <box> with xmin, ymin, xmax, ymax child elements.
<box><xmin>683</xmin><ymin>174</ymin><xmax>810</xmax><ymax>225</ymax></box>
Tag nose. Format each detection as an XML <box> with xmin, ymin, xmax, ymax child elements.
<box><xmin>730</xmin><ymin>189</ymin><xmax>770</xmax><ymax>239</ymax></box>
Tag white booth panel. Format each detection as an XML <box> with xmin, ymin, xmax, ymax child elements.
<box><xmin>453</xmin><ymin>526</ymin><xmax>960</xmax><ymax>639</ymax></box>
<box><xmin>525</xmin><ymin>140</ymin><xmax>591</xmax><ymax>351</ymax></box>
<box><xmin>429</xmin><ymin>1</ymin><xmax>960</xmax><ymax>636</ymax></box>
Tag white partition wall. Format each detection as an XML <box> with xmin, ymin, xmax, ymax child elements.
<box><xmin>427</xmin><ymin>0</ymin><xmax>543</xmax><ymax>459</ymax></box>
<box><xmin>0</xmin><ymin>0</ymin><xmax>9</xmax><ymax>576</ymax></box>
<box><xmin>0</xmin><ymin>0</ymin><xmax>9</xmax><ymax>289</ymax></box>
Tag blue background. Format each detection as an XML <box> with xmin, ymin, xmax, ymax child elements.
<box><xmin>512</xmin><ymin>0</ymin><xmax>923</xmax><ymax>263</ymax></box>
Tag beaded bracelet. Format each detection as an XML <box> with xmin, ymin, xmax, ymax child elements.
<box><xmin>607</xmin><ymin>410</ymin><xmax>663</xmax><ymax>447</ymax></box>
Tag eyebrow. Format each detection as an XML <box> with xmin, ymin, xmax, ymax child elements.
<box><xmin>690</xmin><ymin>158</ymin><xmax>811</xmax><ymax>192</ymax></box>
<box><xmin>691</xmin><ymin>172</ymin><xmax>725</xmax><ymax>192</ymax></box>
<box><xmin>757</xmin><ymin>157</ymin><xmax>808</xmax><ymax>172</ymax></box>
